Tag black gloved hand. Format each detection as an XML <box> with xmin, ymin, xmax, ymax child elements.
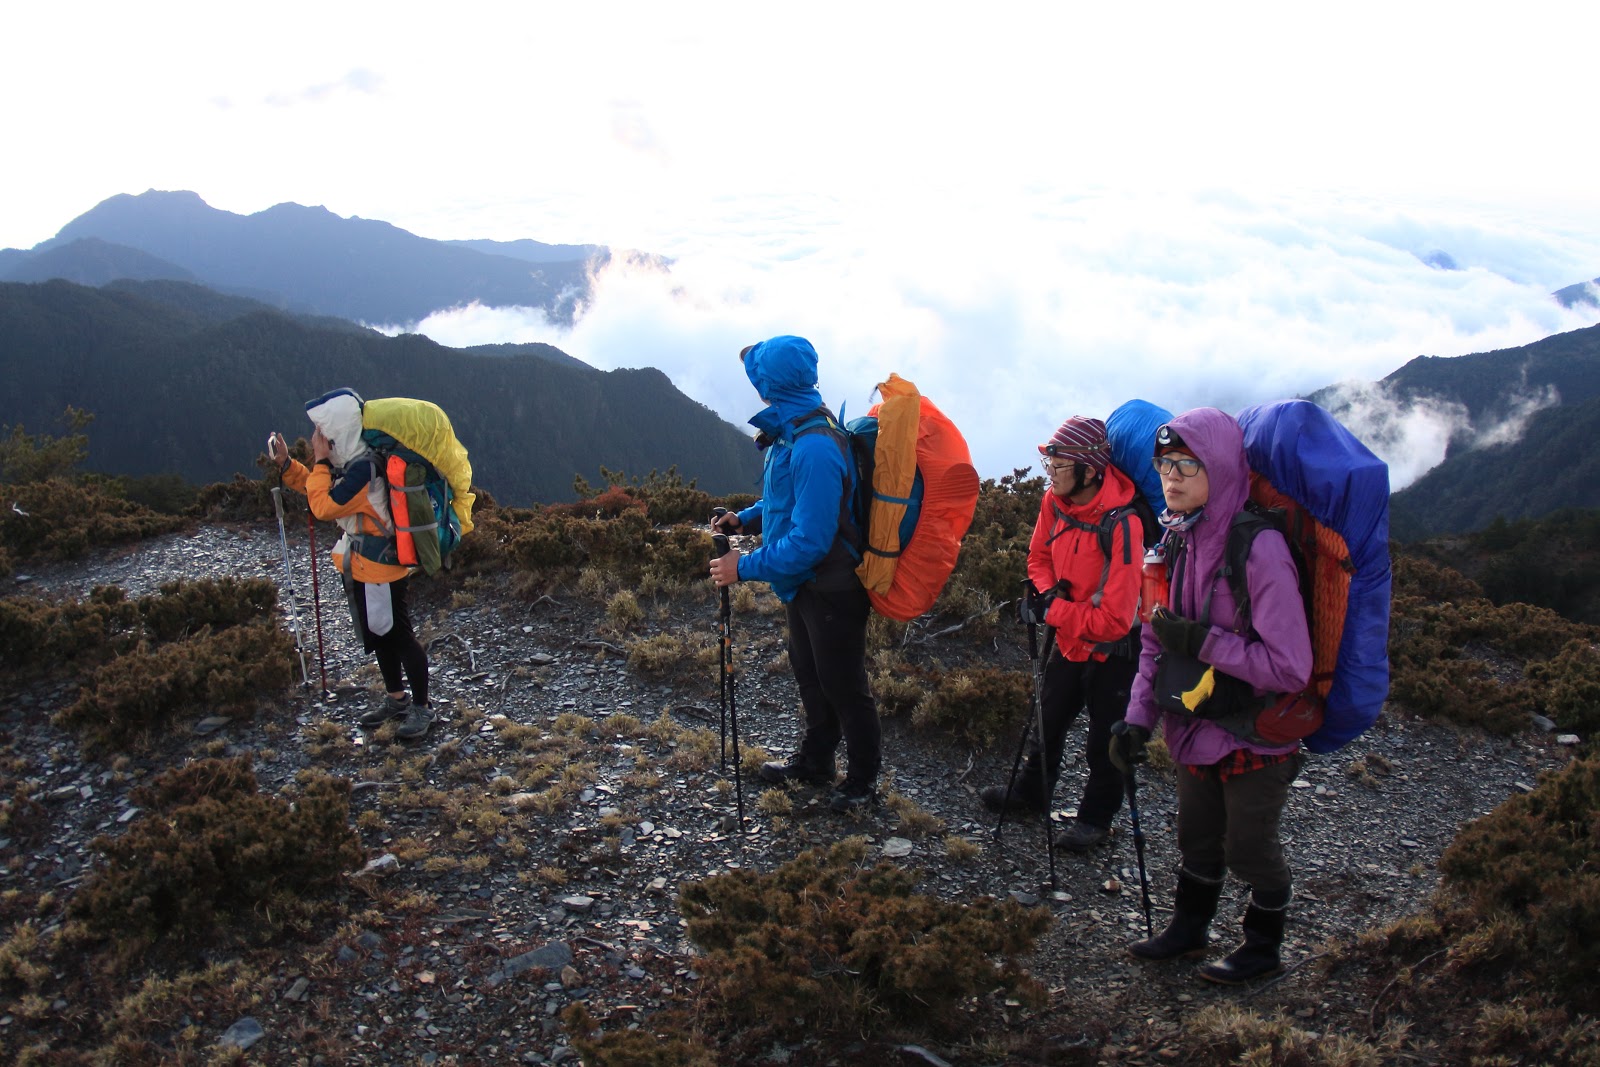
<box><xmin>1108</xmin><ymin>720</ymin><xmax>1152</xmax><ymax>774</ymax></box>
<box><xmin>1017</xmin><ymin>585</ymin><xmax>1058</xmax><ymax>627</ymax></box>
<box><xmin>1150</xmin><ymin>606</ymin><xmax>1209</xmax><ymax>659</ymax></box>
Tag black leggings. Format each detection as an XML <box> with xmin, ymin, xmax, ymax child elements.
<box><xmin>345</xmin><ymin>575</ymin><xmax>429</xmax><ymax>705</ymax></box>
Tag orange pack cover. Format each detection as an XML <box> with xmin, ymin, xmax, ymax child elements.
<box><xmin>857</xmin><ymin>374</ymin><xmax>980</xmax><ymax>621</ymax></box>
<box><xmin>1249</xmin><ymin>472</ymin><xmax>1353</xmax><ymax>708</ymax></box>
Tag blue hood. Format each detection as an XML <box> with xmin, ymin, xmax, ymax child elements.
<box><xmin>744</xmin><ymin>335</ymin><xmax>824</xmax><ymax>440</ymax></box>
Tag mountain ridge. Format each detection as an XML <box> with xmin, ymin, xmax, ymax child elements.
<box><xmin>0</xmin><ymin>278</ymin><xmax>761</xmax><ymax>504</ymax></box>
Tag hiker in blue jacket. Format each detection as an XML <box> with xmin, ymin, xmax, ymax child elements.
<box><xmin>708</xmin><ymin>335</ymin><xmax>881</xmax><ymax>813</ymax></box>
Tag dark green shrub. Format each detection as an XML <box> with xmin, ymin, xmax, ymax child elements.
<box><xmin>944</xmin><ymin>469</ymin><xmax>1043</xmax><ymax>603</ymax></box>
<box><xmin>0</xmin><ymin>406</ymin><xmax>92</xmax><ymax>484</ymax></box>
<box><xmin>1528</xmin><ymin>639</ymin><xmax>1600</xmax><ymax>734</ymax></box>
<box><xmin>0</xmin><ymin>479</ymin><xmax>187</xmax><ymax>563</ymax></box>
<box><xmin>69</xmin><ymin>757</ymin><xmax>363</xmax><ymax>959</ymax></box>
<box><xmin>54</xmin><ymin>623</ymin><xmax>294</xmax><ymax>750</ymax></box>
<box><xmin>914</xmin><ymin>665</ymin><xmax>1032</xmax><ymax>744</ymax></box>
<box><xmin>565</xmin><ymin>1005</ymin><xmax>716</xmax><ymax>1067</ymax></box>
<box><xmin>0</xmin><ymin>586</ymin><xmax>140</xmax><ymax>672</ymax></box>
<box><xmin>679</xmin><ymin>838</ymin><xmax>1049</xmax><ymax>1044</ymax></box>
<box><xmin>1436</xmin><ymin>756</ymin><xmax>1600</xmax><ymax>1011</ymax></box>
<box><xmin>135</xmin><ymin>578</ymin><xmax>278</xmax><ymax>642</ymax></box>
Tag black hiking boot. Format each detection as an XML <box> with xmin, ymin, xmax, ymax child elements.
<box><xmin>1129</xmin><ymin>872</ymin><xmax>1223</xmax><ymax>961</ymax></box>
<box><xmin>359</xmin><ymin>693</ymin><xmax>412</xmax><ymax>728</ymax></box>
<box><xmin>829</xmin><ymin>780</ymin><xmax>879</xmax><ymax>813</ymax></box>
<box><xmin>394</xmin><ymin>701</ymin><xmax>435</xmax><ymax>741</ymax></box>
<box><xmin>979</xmin><ymin>782</ymin><xmax>1049</xmax><ymax>815</ymax></box>
<box><xmin>1053</xmin><ymin>819</ymin><xmax>1110</xmax><ymax>852</ymax></box>
<box><xmin>758</xmin><ymin>754</ymin><xmax>837</xmax><ymax>786</ymax></box>
<box><xmin>1200</xmin><ymin>897</ymin><xmax>1287</xmax><ymax>984</ymax></box>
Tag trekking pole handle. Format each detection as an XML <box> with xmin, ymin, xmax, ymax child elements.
<box><xmin>712</xmin><ymin>533</ymin><xmax>731</xmax><ymax>558</ymax></box>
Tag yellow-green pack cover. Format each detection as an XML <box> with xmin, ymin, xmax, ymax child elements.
<box><xmin>362</xmin><ymin>397</ymin><xmax>475</xmax><ymax>536</ymax></box>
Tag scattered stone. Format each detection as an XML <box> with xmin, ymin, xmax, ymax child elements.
<box><xmin>560</xmin><ymin>895</ymin><xmax>596</xmax><ymax>913</ymax></box>
<box><xmin>1009</xmin><ymin>891</ymin><xmax>1040</xmax><ymax>907</ymax></box>
<box><xmin>647</xmin><ymin>877</ymin><xmax>669</xmax><ymax>894</ymax></box>
<box><xmin>193</xmin><ymin>716</ymin><xmax>231</xmax><ymax>735</ymax></box>
<box><xmin>217</xmin><ymin>1017</ymin><xmax>264</xmax><ymax>1050</ymax></box>
<box><xmin>1102</xmin><ymin>878</ymin><xmax>1122</xmax><ymax>893</ymax></box>
<box><xmin>1399</xmin><ymin>839</ymin><xmax>1420</xmax><ymax>849</ymax></box>
<box><xmin>359</xmin><ymin>853</ymin><xmax>399</xmax><ymax>876</ymax></box>
<box><xmin>895</xmin><ymin>1045</ymin><xmax>953</xmax><ymax>1067</ymax></box>
<box><xmin>560</xmin><ymin>964</ymin><xmax>581</xmax><ymax>988</ymax></box>
<box><xmin>530</xmin><ymin>652</ymin><xmax>555</xmax><ymax>665</ymax></box>
<box><xmin>485</xmin><ymin>941</ymin><xmax>575</xmax><ymax>988</ymax></box>
<box><xmin>284</xmin><ymin>977</ymin><xmax>310</xmax><ymax>1002</ymax></box>
<box><xmin>1531</xmin><ymin>714</ymin><xmax>1557</xmax><ymax>732</ymax></box>
<box><xmin>882</xmin><ymin>837</ymin><xmax>913</xmax><ymax>858</ymax></box>
<box><xmin>117</xmin><ymin>807</ymin><xmax>140</xmax><ymax>823</ymax></box>
<box><xmin>1556</xmin><ymin>734</ymin><xmax>1580</xmax><ymax>746</ymax></box>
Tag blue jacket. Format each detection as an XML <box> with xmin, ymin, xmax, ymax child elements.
<box><xmin>733</xmin><ymin>336</ymin><xmax>854</xmax><ymax>603</ymax></box>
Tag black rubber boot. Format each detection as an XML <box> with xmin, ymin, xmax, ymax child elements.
<box><xmin>1200</xmin><ymin>889</ymin><xmax>1288</xmax><ymax>984</ymax></box>
<box><xmin>1128</xmin><ymin>872</ymin><xmax>1223</xmax><ymax>961</ymax></box>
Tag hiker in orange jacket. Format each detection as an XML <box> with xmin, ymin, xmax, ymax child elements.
<box><xmin>981</xmin><ymin>416</ymin><xmax>1144</xmax><ymax>852</ymax></box>
<box><xmin>269</xmin><ymin>388</ymin><xmax>433</xmax><ymax>740</ymax></box>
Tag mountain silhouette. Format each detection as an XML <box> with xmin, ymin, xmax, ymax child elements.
<box><xmin>0</xmin><ymin>279</ymin><xmax>761</xmax><ymax>504</ymax></box>
<box><xmin>6</xmin><ymin>190</ymin><xmax>619</xmax><ymax>327</ymax></box>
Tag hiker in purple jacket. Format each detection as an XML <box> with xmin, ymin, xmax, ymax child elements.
<box><xmin>1108</xmin><ymin>407</ymin><xmax>1311</xmax><ymax>984</ymax></box>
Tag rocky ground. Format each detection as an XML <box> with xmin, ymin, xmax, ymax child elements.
<box><xmin>1</xmin><ymin>521</ymin><xmax>1578</xmax><ymax>1065</ymax></box>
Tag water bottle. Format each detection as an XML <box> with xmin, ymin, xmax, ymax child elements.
<box><xmin>1139</xmin><ymin>544</ymin><xmax>1168</xmax><ymax>625</ymax></box>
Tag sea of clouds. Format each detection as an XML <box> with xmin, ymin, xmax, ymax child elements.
<box><xmin>384</xmin><ymin>187</ymin><xmax>1600</xmax><ymax>491</ymax></box>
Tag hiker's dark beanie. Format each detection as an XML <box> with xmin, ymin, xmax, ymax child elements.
<box><xmin>1040</xmin><ymin>416</ymin><xmax>1110</xmax><ymax>471</ymax></box>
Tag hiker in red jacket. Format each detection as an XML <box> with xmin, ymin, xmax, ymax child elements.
<box><xmin>1110</xmin><ymin>408</ymin><xmax>1312</xmax><ymax>983</ymax></box>
<box><xmin>982</xmin><ymin>416</ymin><xmax>1144</xmax><ymax>852</ymax></box>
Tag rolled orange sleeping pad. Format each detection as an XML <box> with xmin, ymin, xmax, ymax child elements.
<box><xmin>388</xmin><ymin>454</ymin><xmax>418</xmax><ymax>566</ymax></box>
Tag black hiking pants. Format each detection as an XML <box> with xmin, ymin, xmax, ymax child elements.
<box><xmin>1027</xmin><ymin>649</ymin><xmax>1137</xmax><ymax>828</ymax></box>
<box><xmin>345</xmin><ymin>574</ymin><xmax>430</xmax><ymax>705</ymax></box>
<box><xmin>786</xmin><ymin>582</ymin><xmax>880</xmax><ymax>788</ymax></box>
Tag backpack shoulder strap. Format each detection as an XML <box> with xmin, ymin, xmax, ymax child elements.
<box><xmin>788</xmin><ymin>406</ymin><xmax>863</xmax><ymax>560</ymax></box>
<box><xmin>1222</xmin><ymin>504</ymin><xmax>1279</xmax><ymax>634</ymax></box>
<box><xmin>1046</xmin><ymin>500</ymin><xmax>1138</xmax><ymax>608</ymax></box>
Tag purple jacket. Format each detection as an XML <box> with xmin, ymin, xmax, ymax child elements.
<box><xmin>1125</xmin><ymin>408</ymin><xmax>1312</xmax><ymax>765</ymax></box>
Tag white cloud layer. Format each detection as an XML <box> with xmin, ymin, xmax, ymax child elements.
<box><xmin>397</xmin><ymin>188</ymin><xmax>1600</xmax><ymax>486</ymax></box>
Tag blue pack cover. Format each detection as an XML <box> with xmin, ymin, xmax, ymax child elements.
<box><xmin>1236</xmin><ymin>399</ymin><xmax>1392</xmax><ymax>753</ymax></box>
<box><xmin>1106</xmin><ymin>399</ymin><xmax>1174</xmax><ymax>515</ymax></box>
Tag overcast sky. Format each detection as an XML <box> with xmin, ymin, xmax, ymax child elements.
<box><xmin>6</xmin><ymin>1</ymin><xmax>1599</xmax><ymax>486</ymax></box>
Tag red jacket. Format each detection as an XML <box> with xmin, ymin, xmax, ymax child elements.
<box><xmin>1027</xmin><ymin>464</ymin><xmax>1143</xmax><ymax>661</ymax></box>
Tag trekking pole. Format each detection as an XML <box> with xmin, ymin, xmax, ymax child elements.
<box><xmin>1124</xmin><ymin>765</ymin><xmax>1154</xmax><ymax>938</ymax></box>
<box><xmin>994</xmin><ymin>583</ymin><xmax>1039</xmax><ymax>840</ymax></box>
<box><xmin>711</xmin><ymin>508</ymin><xmax>730</xmax><ymax>771</ymax></box>
<box><xmin>994</xmin><ymin>581</ymin><xmax>1058</xmax><ymax>890</ymax></box>
<box><xmin>305</xmin><ymin>508</ymin><xmax>329</xmax><ymax>695</ymax></box>
<box><xmin>711</xmin><ymin>527</ymin><xmax>746</xmax><ymax>831</ymax></box>
<box><xmin>1033</xmin><ymin>622</ymin><xmax>1058</xmax><ymax>891</ymax></box>
<box><xmin>270</xmin><ymin>488</ymin><xmax>312</xmax><ymax>687</ymax></box>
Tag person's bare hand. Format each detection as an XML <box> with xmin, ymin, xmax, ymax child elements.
<box><xmin>311</xmin><ymin>428</ymin><xmax>332</xmax><ymax>462</ymax></box>
<box><xmin>709</xmin><ymin>550</ymin><xmax>741</xmax><ymax>587</ymax></box>
<box><xmin>268</xmin><ymin>432</ymin><xmax>289</xmax><ymax>465</ymax></box>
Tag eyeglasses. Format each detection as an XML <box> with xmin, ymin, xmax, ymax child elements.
<box><xmin>1153</xmin><ymin>455</ymin><xmax>1204</xmax><ymax>478</ymax></box>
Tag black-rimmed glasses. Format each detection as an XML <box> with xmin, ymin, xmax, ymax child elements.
<box><xmin>1153</xmin><ymin>455</ymin><xmax>1204</xmax><ymax>478</ymax></box>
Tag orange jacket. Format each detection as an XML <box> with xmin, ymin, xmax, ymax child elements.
<box><xmin>282</xmin><ymin>458</ymin><xmax>412</xmax><ymax>585</ymax></box>
<box><xmin>1026</xmin><ymin>464</ymin><xmax>1143</xmax><ymax>661</ymax></box>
